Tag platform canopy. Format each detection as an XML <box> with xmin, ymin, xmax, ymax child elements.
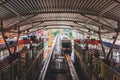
<box><xmin>0</xmin><ymin>0</ymin><xmax>120</xmax><ymax>37</ymax></box>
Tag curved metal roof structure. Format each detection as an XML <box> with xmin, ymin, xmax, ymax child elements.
<box><xmin>0</xmin><ymin>0</ymin><xmax>120</xmax><ymax>37</ymax></box>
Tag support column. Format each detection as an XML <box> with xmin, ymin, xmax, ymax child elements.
<box><xmin>106</xmin><ymin>23</ymin><xmax>119</xmax><ymax>60</ymax></box>
<box><xmin>88</xmin><ymin>29</ymin><xmax>90</xmax><ymax>38</ymax></box>
<box><xmin>98</xmin><ymin>26</ymin><xmax>106</xmax><ymax>58</ymax></box>
<box><xmin>107</xmin><ymin>31</ymin><xmax>119</xmax><ymax>60</ymax></box>
<box><xmin>0</xmin><ymin>20</ymin><xmax>12</xmax><ymax>55</ymax></box>
<box><xmin>26</xmin><ymin>29</ymin><xmax>32</xmax><ymax>49</ymax></box>
<box><xmin>14</xmin><ymin>27</ymin><xmax>20</xmax><ymax>53</ymax></box>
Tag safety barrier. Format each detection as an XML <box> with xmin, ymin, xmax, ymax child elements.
<box><xmin>101</xmin><ymin>62</ymin><xmax>120</xmax><ymax>80</ymax></box>
<box><xmin>74</xmin><ymin>42</ymin><xmax>91</xmax><ymax>80</ymax></box>
<box><xmin>74</xmin><ymin>42</ymin><xmax>120</xmax><ymax>80</ymax></box>
<box><xmin>21</xmin><ymin>50</ymin><xmax>43</xmax><ymax>80</ymax></box>
<box><xmin>0</xmin><ymin>42</ymin><xmax>43</xmax><ymax>80</ymax></box>
<box><xmin>0</xmin><ymin>59</ymin><xmax>22</xmax><ymax>80</ymax></box>
<box><xmin>20</xmin><ymin>42</ymin><xmax>43</xmax><ymax>67</ymax></box>
<box><xmin>74</xmin><ymin>42</ymin><xmax>92</xmax><ymax>69</ymax></box>
<box><xmin>20</xmin><ymin>42</ymin><xmax>43</xmax><ymax>80</ymax></box>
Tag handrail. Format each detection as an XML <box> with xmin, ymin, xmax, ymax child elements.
<box><xmin>20</xmin><ymin>49</ymin><xmax>43</xmax><ymax>80</ymax></box>
<box><xmin>74</xmin><ymin>42</ymin><xmax>120</xmax><ymax>79</ymax></box>
<box><xmin>102</xmin><ymin>61</ymin><xmax>120</xmax><ymax>77</ymax></box>
<box><xmin>74</xmin><ymin>42</ymin><xmax>84</xmax><ymax>49</ymax></box>
<box><xmin>0</xmin><ymin>42</ymin><xmax>43</xmax><ymax>80</ymax></box>
<box><xmin>38</xmin><ymin>35</ymin><xmax>58</xmax><ymax>80</ymax></box>
<box><xmin>0</xmin><ymin>58</ymin><xmax>19</xmax><ymax>71</ymax></box>
<box><xmin>20</xmin><ymin>42</ymin><xmax>43</xmax><ymax>79</ymax></box>
<box><xmin>75</xmin><ymin>42</ymin><xmax>97</xmax><ymax>54</ymax></box>
<box><xmin>65</xmin><ymin>55</ymin><xmax>79</xmax><ymax>80</ymax></box>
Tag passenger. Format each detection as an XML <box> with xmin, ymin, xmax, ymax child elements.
<box><xmin>85</xmin><ymin>43</ymin><xmax>88</xmax><ymax>50</ymax></box>
<box><xmin>94</xmin><ymin>50</ymin><xmax>100</xmax><ymax>58</ymax></box>
<box><xmin>82</xmin><ymin>49</ymin><xmax>86</xmax><ymax>60</ymax></box>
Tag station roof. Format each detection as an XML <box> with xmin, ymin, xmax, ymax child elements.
<box><xmin>0</xmin><ymin>0</ymin><xmax>120</xmax><ymax>38</ymax></box>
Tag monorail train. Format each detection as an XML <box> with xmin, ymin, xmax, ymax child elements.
<box><xmin>60</xmin><ymin>34</ymin><xmax>72</xmax><ymax>56</ymax></box>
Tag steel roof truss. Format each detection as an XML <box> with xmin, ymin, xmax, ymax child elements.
<box><xmin>3</xmin><ymin>4</ymin><xmax>33</xmax><ymax>23</ymax></box>
<box><xmin>0</xmin><ymin>20</ymin><xmax>11</xmax><ymax>55</ymax></box>
<box><xmin>81</xmin><ymin>14</ymin><xmax>115</xmax><ymax>31</ymax></box>
<box><xmin>99</xmin><ymin>17</ymin><xmax>116</xmax><ymax>28</ymax></box>
<box><xmin>28</xmin><ymin>27</ymin><xmax>44</xmax><ymax>34</ymax></box>
<box><xmin>20</xmin><ymin>22</ymin><xmax>43</xmax><ymax>32</ymax></box>
<box><xmin>75</xmin><ymin>22</ymin><xmax>98</xmax><ymax>33</ymax></box>
<box><xmin>98</xmin><ymin>26</ymin><xmax>106</xmax><ymax>58</ymax></box>
<box><xmin>5</xmin><ymin>14</ymin><xmax>39</xmax><ymax>31</ymax></box>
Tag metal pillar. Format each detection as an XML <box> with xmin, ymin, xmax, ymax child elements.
<box><xmin>106</xmin><ymin>24</ymin><xmax>119</xmax><ymax>60</ymax></box>
<box><xmin>0</xmin><ymin>20</ymin><xmax>12</xmax><ymax>55</ymax></box>
<box><xmin>98</xmin><ymin>26</ymin><xmax>106</xmax><ymax>58</ymax></box>
<box><xmin>88</xmin><ymin>29</ymin><xmax>90</xmax><ymax>38</ymax></box>
<box><xmin>26</xmin><ymin>29</ymin><xmax>32</xmax><ymax>49</ymax></box>
<box><xmin>14</xmin><ymin>27</ymin><xmax>20</xmax><ymax>53</ymax></box>
<box><xmin>106</xmin><ymin>22</ymin><xmax>120</xmax><ymax>60</ymax></box>
<box><xmin>81</xmin><ymin>14</ymin><xmax>114</xmax><ymax>31</ymax></box>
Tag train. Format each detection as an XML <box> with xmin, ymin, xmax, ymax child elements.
<box><xmin>61</xmin><ymin>38</ymin><xmax>72</xmax><ymax>56</ymax></box>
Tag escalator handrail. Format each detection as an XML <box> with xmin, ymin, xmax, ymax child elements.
<box><xmin>75</xmin><ymin>42</ymin><xmax>94</xmax><ymax>54</ymax></box>
<box><xmin>0</xmin><ymin>58</ymin><xmax>19</xmax><ymax>71</ymax></box>
<box><xmin>74</xmin><ymin>42</ymin><xmax>84</xmax><ymax>49</ymax></box>
<box><xmin>20</xmin><ymin>49</ymin><xmax>43</xmax><ymax>80</ymax></box>
<box><xmin>38</xmin><ymin>35</ymin><xmax>58</xmax><ymax>80</ymax></box>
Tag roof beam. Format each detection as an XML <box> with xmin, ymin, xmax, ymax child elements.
<box><xmin>17</xmin><ymin>11</ymin><xmax>119</xmax><ymax>21</ymax></box>
<box><xmin>28</xmin><ymin>27</ymin><xmax>45</xmax><ymax>34</ymax></box>
<box><xmin>7</xmin><ymin>31</ymin><xmax>18</xmax><ymax>33</ymax></box>
<box><xmin>111</xmin><ymin>0</ymin><xmax>120</xmax><ymax>4</ymax></box>
<box><xmin>74</xmin><ymin>27</ymin><xmax>97</xmax><ymax>36</ymax></box>
<box><xmin>0</xmin><ymin>0</ymin><xmax>11</xmax><ymax>7</ymax></box>
<box><xmin>74</xmin><ymin>22</ymin><xmax>98</xmax><ymax>33</ymax></box>
<box><xmin>3</xmin><ymin>5</ymin><xmax>32</xmax><ymax>23</ymax></box>
<box><xmin>100</xmin><ymin>2</ymin><xmax>118</xmax><ymax>15</ymax></box>
<box><xmin>45</xmin><ymin>27</ymin><xmax>71</xmax><ymax>29</ymax></box>
<box><xmin>5</xmin><ymin>14</ymin><xmax>39</xmax><ymax>31</ymax></box>
<box><xmin>101</xmin><ymin>31</ymin><xmax>115</xmax><ymax>34</ymax></box>
<box><xmin>17</xmin><ymin>19</ymin><xmax>104</xmax><ymax>31</ymax></box>
<box><xmin>28</xmin><ymin>24</ymin><xmax>77</xmax><ymax>30</ymax></box>
<box><xmin>81</xmin><ymin>14</ymin><xmax>115</xmax><ymax>31</ymax></box>
<box><xmin>16</xmin><ymin>19</ymin><xmax>87</xmax><ymax>27</ymax></box>
<box><xmin>22</xmin><ymin>19</ymin><xmax>112</xmax><ymax>34</ymax></box>
<box><xmin>98</xmin><ymin>17</ymin><xmax>115</xmax><ymax>28</ymax></box>
<box><xmin>20</xmin><ymin>22</ymin><xmax>43</xmax><ymax>32</ymax></box>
